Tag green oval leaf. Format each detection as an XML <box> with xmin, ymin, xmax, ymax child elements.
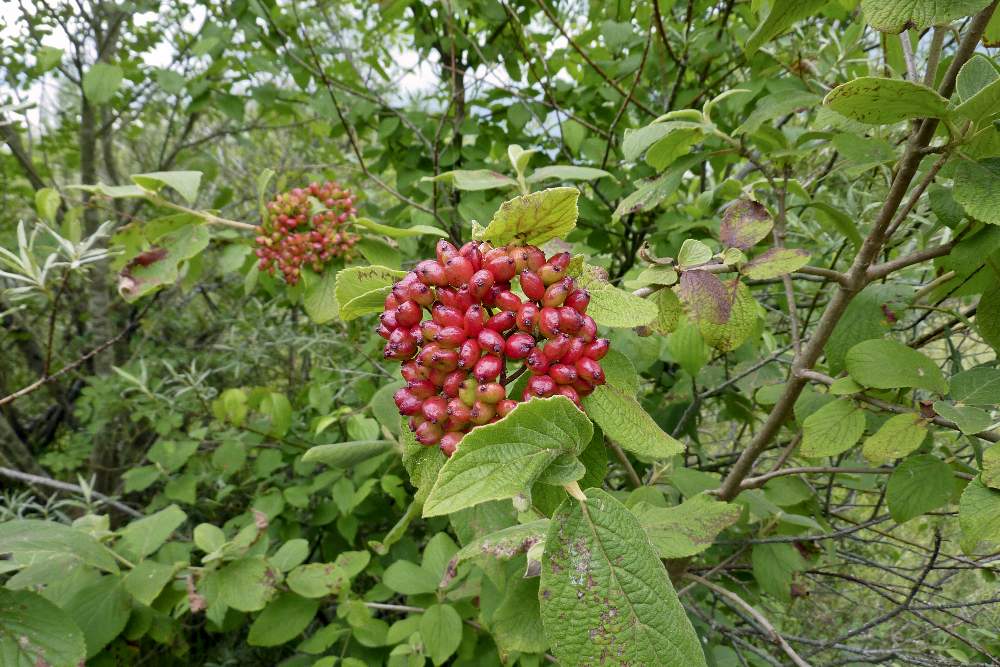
<box><xmin>478</xmin><ymin>187</ymin><xmax>579</xmax><ymax>247</ymax></box>
<box><xmin>824</xmin><ymin>77</ymin><xmax>949</xmax><ymax>125</ymax></box>
<box><xmin>846</xmin><ymin>339</ymin><xmax>949</xmax><ymax>394</ymax></box>
<box><xmin>302</xmin><ymin>440</ymin><xmax>395</xmax><ymax>468</ymax></box>
<box><xmin>539</xmin><ymin>489</ymin><xmax>706</xmax><ymax>666</ymax></box>
<box><xmin>422</xmin><ymin>396</ymin><xmax>593</xmax><ymax>517</ymax></box>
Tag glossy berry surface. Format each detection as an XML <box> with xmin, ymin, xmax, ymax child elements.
<box><xmin>254</xmin><ymin>181</ymin><xmax>359</xmax><ymax>285</ymax></box>
<box><xmin>378</xmin><ymin>242</ymin><xmax>607</xmax><ymax>458</ymax></box>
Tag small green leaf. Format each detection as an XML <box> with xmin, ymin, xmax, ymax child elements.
<box><xmin>650</xmin><ymin>287</ymin><xmax>683</xmax><ymax>335</ymax></box>
<box><xmin>132</xmin><ymin>171</ymin><xmax>203</xmax><ymax>204</ymax></box>
<box><xmin>979</xmin><ymin>286</ymin><xmax>1000</xmax><ymax>352</ymax></box>
<box><xmin>287</xmin><ymin>562</ymin><xmax>350</xmax><ymax>598</ymax></box>
<box><xmin>720</xmin><ymin>199</ymin><xmax>773</xmax><ymax>251</ymax></box>
<box><xmin>479</xmin><ymin>187</ymin><xmax>579</xmax><ymax>247</ymax></box>
<box><xmin>846</xmin><ymin>339</ymin><xmax>949</xmax><ymax>394</ymax></box>
<box><xmin>960</xmin><ymin>477</ymin><xmax>1000</xmax><ymax>551</ymax></box>
<box><xmin>271</xmin><ymin>539</ymin><xmax>310</xmax><ymax>572</ymax></box>
<box><xmin>123</xmin><ymin>560</ymin><xmax>177</xmax><ymax>606</ymax></box>
<box><xmin>420</xmin><ymin>604</ymin><xmax>463</xmax><ymax>665</ymax></box>
<box><xmin>824</xmin><ymin>77</ymin><xmax>949</xmax><ymax>125</ymax></box>
<box><xmin>334</xmin><ymin>265</ymin><xmax>406</xmax><ymax>321</ymax></box>
<box><xmin>217</xmin><ymin>557</ymin><xmax>280</xmax><ymax>611</ymax></box>
<box><xmin>699</xmin><ymin>280</ymin><xmax>758</xmax><ymax>352</ymax></box>
<box><xmin>741</xmin><ymin>247</ymin><xmax>810</xmax><ymax>279</ymax></box>
<box><xmin>933</xmin><ymin>401</ymin><xmax>993</xmax><ymax>434</ymax></box>
<box><xmin>862</xmin><ymin>413</ymin><xmax>927</xmax><ymax>464</ymax></box>
<box><xmin>82</xmin><ymin>62</ymin><xmax>123</xmax><ymax>103</ymax></box>
<box><xmin>677</xmin><ymin>239</ymin><xmax>713</xmax><ymax>268</ymax></box>
<box><xmin>887</xmin><ymin>455</ymin><xmax>954</xmax><ymax>523</ymax></box>
<box><xmin>247</xmin><ymin>593</ymin><xmax>319</xmax><ymax>646</ymax></box>
<box><xmin>621</xmin><ymin>120</ymin><xmax>706</xmax><ymax>161</ymax></box>
<box><xmin>633</xmin><ymin>494</ymin><xmax>741</xmax><ymax>559</ymax></box>
<box><xmin>303</xmin><ymin>268</ymin><xmax>339</xmax><ymax>324</ymax></box>
<box><xmin>745</xmin><ymin>0</ymin><xmax>831</xmax><ymax>54</ymax></box>
<box><xmin>0</xmin><ymin>589</ymin><xmax>86</xmax><ymax>667</ymax></box>
<box><xmin>34</xmin><ymin>188</ymin><xmax>60</xmax><ymax>223</ymax></box>
<box><xmin>752</xmin><ymin>543</ymin><xmax>805</xmax><ymax>601</ymax></box>
<box><xmin>117</xmin><ymin>504</ymin><xmax>186</xmax><ymax>561</ymax></box>
<box><xmin>526</xmin><ymin>165</ymin><xmax>613</xmax><ymax>183</ymax></box>
<box><xmin>540</xmin><ymin>489</ymin><xmax>706</xmax><ymax>666</ymax></box>
<box><xmin>423</xmin><ymin>396</ymin><xmax>592</xmax><ymax>517</ymax></box>
<box><xmin>193</xmin><ymin>523</ymin><xmax>226</xmax><ymax>554</ymax></box>
<box><xmin>584</xmin><ymin>279</ymin><xmax>658</xmax><ymax>328</ymax></box>
<box><xmin>862</xmin><ymin>0</ymin><xmax>993</xmax><ymax>33</ymax></box>
<box><xmin>303</xmin><ymin>440</ymin><xmax>395</xmax><ymax>468</ymax></box>
<box><xmin>582</xmin><ymin>385</ymin><xmax>684</xmax><ymax>460</ymax></box>
<box><xmin>954</xmin><ymin>158</ymin><xmax>1000</xmax><ymax>226</ymax></box>
<box><xmin>382</xmin><ymin>560</ymin><xmax>439</xmax><ymax>595</ymax></box>
<box><xmin>801</xmin><ymin>398</ymin><xmax>866</xmax><ymax>457</ymax></box>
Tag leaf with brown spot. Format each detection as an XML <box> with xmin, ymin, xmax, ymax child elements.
<box><xmin>440</xmin><ymin>520</ymin><xmax>549</xmax><ymax>587</ymax></box>
<box><xmin>720</xmin><ymin>199</ymin><xmax>773</xmax><ymax>250</ymax></box>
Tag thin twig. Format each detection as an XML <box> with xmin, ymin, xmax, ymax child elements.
<box><xmin>0</xmin><ymin>466</ymin><xmax>142</xmax><ymax>518</ymax></box>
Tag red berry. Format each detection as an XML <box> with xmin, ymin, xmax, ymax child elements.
<box><xmin>497</xmin><ymin>399</ymin><xmax>518</xmax><ymax>418</ymax></box>
<box><xmin>519</xmin><ymin>269</ymin><xmax>546</xmax><ymax>301</ymax></box>
<box><xmin>457</xmin><ymin>339</ymin><xmax>481</xmax><ymax>369</ymax></box>
<box><xmin>445</xmin><ymin>256</ymin><xmax>475</xmax><ymax>287</ymax></box>
<box><xmin>401</xmin><ymin>362</ymin><xmax>427</xmax><ymax>383</ymax></box>
<box><xmin>584</xmin><ymin>338</ymin><xmax>610</xmax><ymax>360</ymax></box>
<box><xmin>476</xmin><ymin>382</ymin><xmax>506</xmax><ymax>404</ymax></box>
<box><xmin>394</xmin><ymin>388</ymin><xmax>423</xmax><ymax>416</ymax></box>
<box><xmin>420</xmin><ymin>320</ymin><xmax>442</xmax><ymax>341</ymax></box>
<box><xmin>578</xmin><ymin>315</ymin><xmax>597</xmax><ymax>342</ymax></box>
<box><xmin>440</xmin><ymin>432</ymin><xmax>463</xmax><ymax>457</ymax></box>
<box><xmin>527</xmin><ymin>374</ymin><xmax>557</xmax><ymax>397</ymax></box>
<box><xmin>542</xmin><ymin>335</ymin><xmax>571</xmax><ymax>361</ymax></box>
<box><xmin>565</xmin><ymin>289</ymin><xmax>590</xmax><ymax>313</ymax></box>
<box><xmin>556</xmin><ymin>385</ymin><xmax>581</xmax><ymax>406</ymax></box>
<box><xmin>415</xmin><ymin>420</ymin><xmax>443</xmax><ymax>446</ymax></box>
<box><xmin>459</xmin><ymin>242</ymin><xmax>483</xmax><ymax>270</ymax></box>
<box><xmin>407</xmin><ymin>379</ymin><xmax>437</xmax><ymax>399</ymax></box>
<box><xmin>473</xmin><ymin>354</ymin><xmax>503</xmax><ymax>382</ymax></box>
<box><xmin>395</xmin><ymin>300</ymin><xmax>422</xmax><ymax>327</ymax></box>
<box><xmin>443</xmin><ymin>371</ymin><xmax>467</xmax><ymax>397</ymax></box>
<box><xmin>380</xmin><ymin>310</ymin><xmax>398</xmax><ymax>331</ymax></box>
<box><xmin>485</xmin><ymin>253</ymin><xmax>516</xmax><ymax>282</ymax></box>
<box><xmin>421</xmin><ymin>396</ymin><xmax>448</xmax><ymax>423</ymax></box>
<box><xmin>542</xmin><ymin>279</ymin><xmax>571</xmax><ymax>308</ymax></box>
<box><xmin>477</xmin><ymin>328</ymin><xmax>505</xmax><ymax>354</ymax></box>
<box><xmin>558</xmin><ymin>306</ymin><xmax>583</xmax><ymax>334</ymax></box>
<box><xmin>377</xmin><ymin>324</ymin><xmax>393</xmax><ymax>340</ymax></box>
<box><xmin>576</xmin><ymin>357</ymin><xmax>605</xmax><ymax>385</ymax></box>
<box><xmin>470</xmin><ymin>269</ymin><xmax>495</xmax><ymax>301</ymax></box>
<box><xmin>407</xmin><ymin>281</ymin><xmax>435</xmax><ymax>307</ymax></box>
<box><xmin>516</xmin><ymin>303</ymin><xmax>539</xmax><ymax>332</ymax></box>
<box><xmin>526</xmin><ymin>348</ymin><xmax>549</xmax><ymax>374</ymax></box>
<box><xmin>549</xmin><ymin>252</ymin><xmax>571</xmax><ymax>270</ymax></box>
<box><xmin>415</xmin><ymin>260</ymin><xmax>446</xmax><ymax>286</ymax></box>
<box><xmin>539</xmin><ymin>307</ymin><xmax>561</xmax><ymax>338</ymax></box>
<box><xmin>432</xmin><ymin>304</ymin><xmax>464</xmax><ymax>328</ymax></box>
<box><xmin>436</xmin><ymin>240</ymin><xmax>459</xmax><ymax>264</ymax></box>
<box><xmin>495</xmin><ymin>290</ymin><xmax>522</xmax><ymax>312</ymax></box>
<box><xmin>486</xmin><ymin>311</ymin><xmax>516</xmax><ymax>332</ymax></box>
<box><xmin>561</xmin><ymin>337</ymin><xmax>587</xmax><ymax>364</ymax></box>
<box><xmin>464</xmin><ymin>305</ymin><xmax>485</xmax><ymax>337</ymax></box>
<box><xmin>446</xmin><ymin>399</ymin><xmax>471</xmax><ymax>424</ymax></box>
<box><xmin>469</xmin><ymin>400</ymin><xmax>496</xmax><ymax>425</ymax></box>
<box><xmin>430</xmin><ymin>347</ymin><xmax>459</xmax><ymax>372</ymax></box>
<box><xmin>437</xmin><ymin>326</ymin><xmax>467</xmax><ymax>348</ymax></box>
<box><xmin>505</xmin><ymin>332</ymin><xmax>536</xmax><ymax>359</ymax></box>
<box><xmin>549</xmin><ymin>364</ymin><xmax>578</xmax><ymax>385</ymax></box>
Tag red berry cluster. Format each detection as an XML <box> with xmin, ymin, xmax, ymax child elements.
<box><xmin>380</xmin><ymin>240</ymin><xmax>609</xmax><ymax>457</ymax></box>
<box><xmin>254</xmin><ymin>181</ymin><xmax>359</xmax><ymax>285</ymax></box>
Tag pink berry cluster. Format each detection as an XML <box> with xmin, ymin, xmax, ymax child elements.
<box><xmin>254</xmin><ymin>181</ymin><xmax>359</xmax><ymax>285</ymax></box>
<box><xmin>380</xmin><ymin>240</ymin><xmax>609</xmax><ymax>457</ymax></box>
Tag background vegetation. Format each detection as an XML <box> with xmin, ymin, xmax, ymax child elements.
<box><xmin>1</xmin><ymin>0</ymin><xmax>999</xmax><ymax>665</ymax></box>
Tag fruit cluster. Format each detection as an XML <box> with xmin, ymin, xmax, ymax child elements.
<box><xmin>254</xmin><ymin>181</ymin><xmax>359</xmax><ymax>285</ymax></box>
<box><xmin>380</xmin><ymin>240</ymin><xmax>609</xmax><ymax>457</ymax></box>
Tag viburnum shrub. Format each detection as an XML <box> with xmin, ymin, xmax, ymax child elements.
<box><xmin>254</xmin><ymin>181</ymin><xmax>359</xmax><ymax>284</ymax></box>
<box><xmin>380</xmin><ymin>239</ymin><xmax>608</xmax><ymax>456</ymax></box>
